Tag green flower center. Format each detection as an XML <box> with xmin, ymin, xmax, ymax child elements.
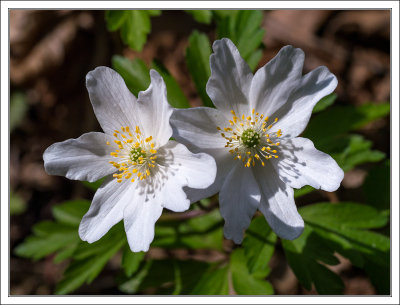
<box><xmin>241</xmin><ymin>128</ymin><xmax>261</xmax><ymax>148</ymax></box>
<box><xmin>129</xmin><ymin>147</ymin><xmax>147</xmax><ymax>163</ymax></box>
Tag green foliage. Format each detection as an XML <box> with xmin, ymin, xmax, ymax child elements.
<box><xmin>10</xmin><ymin>91</ymin><xmax>28</xmax><ymax>131</ymax></box>
<box><xmin>112</xmin><ymin>55</ymin><xmax>190</xmax><ymax>108</ymax></box>
<box><xmin>185</xmin><ymin>31</ymin><xmax>213</xmax><ymax>107</ymax></box>
<box><xmin>312</xmin><ymin>93</ymin><xmax>337</xmax><ymax>113</ymax></box>
<box><xmin>153</xmin><ymin>209</ymin><xmax>223</xmax><ymax>250</ymax></box>
<box><xmin>363</xmin><ymin>160</ymin><xmax>390</xmax><ymax>211</ymax></box>
<box><xmin>105</xmin><ymin>10</ymin><xmax>161</xmax><ymax>51</ymax></box>
<box><xmin>185</xmin><ymin>10</ymin><xmax>212</xmax><ymax>24</ymax></box>
<box><xmin>121</xmin><ymin>246</ymin><xmax>145</xmax><ymax>277</ymax></box>
<box><xmin>10</xmin><ymin>191</ymin><xmax>27</xmax><ymax>215</ymax></box>
<box><xmin>215</xmin><ymin>10</ymin><xmax>264</xmax><ymax>70</ymax></box>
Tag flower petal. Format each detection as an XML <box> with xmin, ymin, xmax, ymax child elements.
<box><xmin>79</xmin><ymin>177</ymin><xmax>136</xmax><ymax>243</ymax></box>
<box><xmin>43</xmin><ymin>132</ymin><xmax>116</xmax><ymax>182</ymax></box>
<box><xmin>249</xmin><ymin>45</ymin><xmax>304</xmax><ymax>115</ymax></box>
<box><xmin>86</xmin><ymin>66</ymin><xmax>139</xmax><ymax>135</ymax></box>
<box><xmin>207</xmin><ymin>38</ymin><xmax>253</xmax><ymax>116</ymax></box>
<box><xmin>270</xmin><ymin>66</ymin><xmax>338</xmax><ymax>139</ymax></box>
<box><xmin>219</xmin><ymin>162</ymin><xmax>261</xmax><ymax>244</ymax></box>
<box><xmin>254</xmin><ymin>162</ymin><xmax>304</xmax><ymax>240</ymax></box>
<box><xmin>157</xmin><ymin>141</ymin><xmax>217</xmax><ymax>211</ymax></box>
<box><xmin>171</xmin><ymin>107</ymin><xmax>227</xmax><ymax>152</ymax></box>
<box><xmin>136</xmin><ymin>69</ymin><xmax>173</xmax><ymax>147</ymax></box>
<box><xmin>123</xmin><ymin>193</ymin><xmax>163</xmax><ymax>252</ymax></box>
<box><xmin>272</xmin><ymin>137</ymin><xmax>344</xmax><ymax>191</ymax></box>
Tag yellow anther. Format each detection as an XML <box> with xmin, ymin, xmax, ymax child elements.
<box><xmin>122</xmin><ymin>127</ymin><xmax>125</xmax><ymax>132</ymax></box>
<box><xmin>114</xmin><ymin>130</ymin><xmax>119</xmax><ymax>133</ymax></box>
<box><xmin>217</xmin><ymin>126</ymin><xmax>221</xmax><ymax>130</ymax></box>
<box><xmin>117</xmin><ymin>179</ymin><xmax>122</xmax><ymax>183</ymax></box>
<box><xmin>274</xmin><ymin>117</ymin><xmax>278</xmax><ymax>122</ymax></box>
<box><xmin>231</xmin><ymin>110</ymin><xmax>236</xmax><ymax>115</ymax></box>
<box><xmin>113</xmin><ymin>133</ymin><xmax>118</xmax><ymax>137</ymax></box>
<box><xmin>145</xmin><ymin>136</ymin><xmax>153</xmax><ymax>142</ymax></box>
<box><xmin>106</xmin><ymin>141</ymin><xmax>110</xmax><ymax>145</ymax></box>
<box><xmin>252</xmin><ymin>109</ymin><xmax>255</xmax><ymax>114</ymax></box>
<box><xmin>146</xmin><ymin>169</ymin><xmax>150</xmax><ymax>176</ymax></box>
<box><xmin>110</xmin><ymin>152</ymin><xmax>118</xmax><ymax>157</ymax></box>
<box><xmin>247</xmin><ymin>116</ymin><xmax>251</xmax><ymax>121</ymax></box>
<box><xmin>274</xmin><ymin>155</ymin><xmax>279</xmax><ymax>158</ymax></box>
<box><xmin>150</xmin><ymin>149</ymin><xmax>157</xmax><ymax>154</ymax></box>
<box><xmin>136</xmin><ymin>126</ymin><xmax>141</xmax><ymax>134</ymax></box>
<box><xmin>131</xmin><ymin>178</ymin><xmax>135</xmax><ymax>183</ymax></box>
<box><xmin>126</xmin><ymin>139</ymin><xmax>133</xmax><ymax>143</ymax></box>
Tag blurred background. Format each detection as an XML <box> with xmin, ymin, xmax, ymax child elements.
<box><xmin>9</xmin><ymin>10</ymin><xmax>390</xmax><ymax>295</ymax></box>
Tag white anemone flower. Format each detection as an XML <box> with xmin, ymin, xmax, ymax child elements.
<box><xmin>43</xmin><ymin>67</ymin><xmax>216</xmax><ymax>252</ymax></box>
<box><xmin>171</xmin><ymin>38</ymin><xmax>344</xmax><ymax>243</ymax></box>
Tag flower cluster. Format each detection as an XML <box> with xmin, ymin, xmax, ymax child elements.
<box><xmin>43</xmin><ymin>38</ymin><xmax>343</xmax><ymax>252</ymax></box>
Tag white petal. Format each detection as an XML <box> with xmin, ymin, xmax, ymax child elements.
<box><xmin>43</xmin><ymin>132</ymin><xmax>116</xmax><ymax>182</ymax></box>
<box><xmin>272</xmin><ymin>137</ymin><xmax>344</xmax><ymax>191</ymax></box>
<box><xmin>270</xmin><ymin>66</ymin><xmax>338</xmax><ymax>139</ymax></box>
<box><xmin>219</xmin><ymin>162</ymin><xmax>261</xmax><ymax>244</ymax></box>
<box><xmin>171</xmin><ymin>107</ymin><xmax>227</xmax><ymax>152</ymax></box>
<box><xmin>86</xmin><ymin>66</ymin><xmax>139</xmax><ymax>135</ymax></box>
<box><xmin>157</xmin><ymin>141</ymin><xmax>217</xmax><ymax>211</ymax></box>
<box><xmin>254</xmin><ymin>162</ymin><xmax>304</xmax><ymax>240</ymax></box>
<box><xmin>79</xmin><ymin>177</ymin><xmax>137</xmax><ymax>243</ymax></box>
<box><xmin>249</xmin><ymin>45</ymin><xmax>304</xmax><ymax>115</ymax></box>
<box><xmin>206</xmin><ymin>38</ymin><xmax>253</xmax><ymax>116</ymax></box>
<box><xmin>136</xmin><ymin>70</ymin><xmax>173</xmax><ymax>147</ymax></box>
<box><xmin>183</xmin><ymin>148</ymin><xmax>235</xmax><ymax>203</ymax></box>
<box><xmin>123</xmin><ymin>193</ymin><xmax>163</xmax><ymax>252</ymax></box>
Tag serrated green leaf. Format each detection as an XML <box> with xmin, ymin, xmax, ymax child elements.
<box><xmin>185</xmin><ymin>10</ymin><xmax>212</xmax><ymax>24</ymax></box>
<box><xmin>363</xmin><ymin>160</ymin><xmax>390</xmax><ymax>211</ymax></box>
<box><xmin>113</xmin><ymin>55</ymin><xmax>189</xmax><ymax>108</ymax></box>
<box><xmin>106</xmin><ymin>10</ymin><xmax>160</xmax><ymax>51</ymax></box>
<box><xmin>242</xmin><ymin>216</ymin><xmax>276</xmax><ymax>275</ymax></box>
<box><xmin>303</xmin><ymin>103</ymin><xmax>390</xmax><ymax>148</ymax></box>
<box><xmin>282</xmin><ymin>225</ymin><xmax>343</xmax><ymax>294</ymax></box>
<box><xmin>230</xmin><ymin>248</ymin><xmax>274</xmax><ymax>295</ymax></box>
<box><xmin>185</xmin><ymin>30</ymin><xmax>213</xmax><ymax>107</ymax></box>
<box><xmin>153</xmin><ymin>209</ymin><xmax>223</xmax><ymax>250</ymax></box>
<box><xmin>55</xmin><ymin>225</ymin><xmax>125</xmax><ymax>294</ymax></box>
<box><xmin>112</xmin><ymin>55</ymin><xmax>150</xmax><ymax>96</ymax></box>
<box><xmin>152</xmin><ymin>61</ymin><xmax>190</xmax><ymax>108</ymax></box>
<box><xmin>299</xmin><ymin>202</ymin><xmax>390</xmax><ymax>269</ymax></box>
<box><xmin>52</xmin><ymin>200</ymin><xmax>91</xmax><ymax>226</ymax></box>
<box><xmin>190</xmin><ymin>264</ymin><xmax>229</xmax><ymax>295</ymax></box>
<box><xmin>312</xmin><ymin>93</ymin><xmax>337</xmax><ymax>113</ymax></box>
<box><xmin>105</xmin><ymin>10</ymin><xmax>128</xmax><ymax>31</ymax></box>
<box><xmin>121</xmin><ymin>245</ymin><xmax>145</xmax><ymax>277</ymax></box>
<box><xmin>216</xmin><ymin>10</ymin><xmax>265</xmax><ymax>71</ymax></box>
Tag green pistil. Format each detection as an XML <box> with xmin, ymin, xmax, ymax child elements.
<box><xmin>241</xmin><ymin>128</ymin><xmax>261</xmax><ymax>148</ymax></box>
<box><xmin>129</xmin><ymin>147</ymin><xmax>146</xmax><ymax>162</ymax></box>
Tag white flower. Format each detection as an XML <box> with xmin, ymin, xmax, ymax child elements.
<box><xmin>43</xmin><ymin>67</ymin><xmax>216</xmax><ymax>252</ymax></box>
<box><xmin>171</xmin><ymin>38</ymin><xmax>344</xmax><ymax>243</ymax></box>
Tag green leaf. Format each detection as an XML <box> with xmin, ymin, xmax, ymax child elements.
<box><xmin>121</xmin><ymin>245</ymin><xmax>145</xmax><ymax>277</ymax></box>
<box><xmin>14</xmin><ymin>224</ymin><xmax>79</xmax><ymax>261</ymax></box>
<box><xmin>190</xmin><ymin>264</ymin><xmax>229</xmax><ymax>295</ymax></box>
<box><xmin>113</xmin><ymin>55</ymin><xmax>189</xmax><ymax>108</ymax></box>
<box><xmin>52</xmin><ymin>200</ymin><xmax>91</xmax><ymax>226</ymax></box>
<box><xmin>230</xmin><ymin>248</ymin><xmax>274</xmax><ymax>295</ymax></box>
<box><xmin>81</xmin><ymin>178</ymin><xmax>104</xmax><ymax>191</ymax></box>
<box><xmin>300</xmin><ymin>202</ymin><xmax>390</xmax><ymax>268</ymax></box>
<box><xmin>242</xmin><ymin>216</ymin><xmax>276</xmax><ymax>276</ymax></box>
<box><xmin>105</xmin><ymin>10</ymin><xmax>128</xmax><ymax>31</ymax></box>
<box><xmin>106</xmin><ymin>10</ymin><xmax>161</xmax><ymax>51</ymax></box>
<box><xmin>185</xmin><ymin>31</ymin><xmax>213</xmax><ymax>107</ymax></box>
<box><xmin>55</xmin><ymin>224</ymin><xmax>126</xmax><ymax>294</ymax></box>
<box><xmin>282</xmin><ymin>225</ymin><xmax>344</xmax><ymax>294</ymax></box>
<box><xmin>303</xmin><ymin>103</ymin><xmax>390</xmax><ymax>148</ymax></box>
<box><xmin>10</xmin><ymin>91</ymin><xmax>28</xmax><ymax>131</ymax></box>
<box><xmin>363</xmin><ymin>160</ymin><xmax>390</xmax><ymax>211</ymax></box>
<box><xmin>294</xmin><ymin>185</ymin><xmax>315</xmax><ymax>198</ymax></box>
<box><xmin>216</xmin><ymin>10</ymin><xmax>265</xmax><ymax>71</ymax></box>
<box><xmin>10</xmin><ymin>191</ymin><xmax>27</xmax><ymax>215</ymax></box>
<box><xmin>185</xmin><ymin>10</ymin><xmax>212</xmax><ymax>24</ymax></box>
<box><xmin>152</xmin><ymin>61</ymin><xmax>190</xmax><ymax>108</ymax></box>
<box><xmin>112</xmin><ymin>55</ymin><xmax>150</xmax><ymax>96</ymax></box>
<box><xmin>312</xmin><ymin>93</ymin><xmax>337</xmax><ymax>113</ymax></box>
<box><xmin>153</xmin><ymin>209</ymin><xmax>223</xmax><ymax>250</ymax></box>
